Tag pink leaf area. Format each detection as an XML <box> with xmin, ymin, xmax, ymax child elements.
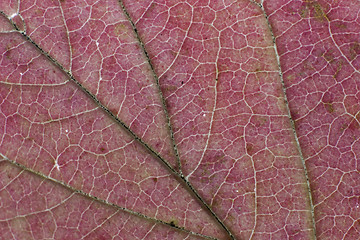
<box><xmin>0</xmin><ymin>0</ymin><xmax>359</xmax><ymax>239</ymax></box>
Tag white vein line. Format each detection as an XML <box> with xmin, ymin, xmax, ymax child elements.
<box><xmin>254</xmin><ymin>1</ymin><xmax>317</xmax><ymax>239</ymax></box>
<box><xmin>0</xmin><ymin>81</ymin><xmax>69</xmax><ymax>86</ymax></box>
<box><xmin>81</xmin><ymin>209</ymin><xmax>120</xmax><ymax>239</ymax></box>
<box><xmin>326</xmin><ymin>11</ymin><xmax>360</xmax><ymax>74</ymax></box>
<box><xmin>158</xmin><ymin>3</ymin><xmax>194</xmax><ymax>79</ymax></box>
<box><xmin>58</xmin><ymin>0</ymin><xmax>73</xmax><ymax>71</ymax></box>
<box><xmin>186</xmin><ymin>31</ymin><xmax>221</xmax><ymax>179</ymax></box>
<box><xmin>1</xmin><ymin>153</ymin><xmax>219</xmax><ymax>240</ymax></box>
<box><xmin>141</xmin><ymin>223</ymin><xmax>157</xmax><ymax>240</ymax></box>
<box><xmin>1</xmin><ymin>5</ymin><xmax>235</xmax><ymax>238</ymax></box>
<box><xmin>0</xmin><ymin>168</ymin><xmax>24</xmax><ymax>192</ymax></box>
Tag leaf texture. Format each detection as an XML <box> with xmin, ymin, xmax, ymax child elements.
<box><xmin>0</xmin><ymin>0</ymin><xmax>359</xmax><ymax>239</ymax></box>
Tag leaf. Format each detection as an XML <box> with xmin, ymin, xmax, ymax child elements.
<box><xmin>0</xmin><ymin>0</ymin><xmax>359</xmax><ymax>239</ymax></box>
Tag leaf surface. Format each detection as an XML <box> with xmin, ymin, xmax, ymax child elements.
<box><xmin>0</xmin><ymin>0</ymin><xmax>359</xmax><ymax>239</ymax></box>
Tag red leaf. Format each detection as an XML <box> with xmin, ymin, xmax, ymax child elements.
<box><xmin>1</xmin><ymin>0</ymin><xmax>359</xmax><ymax>239</ymax></box>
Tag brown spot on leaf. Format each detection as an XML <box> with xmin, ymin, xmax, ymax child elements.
<box><xmin>302</xmin><ymin>1</ymin><xmax>329</xmax><ymax>22</ymax></box>
<box><xmin>246</xmin><ymin>143</ymin><xmax>254</xmax><ymax>155</ymax></box>
<box><xmin>340</xmin><ymin>123</ymin><xmax>348</xmax><ymax>132</ymax></box>
<box><xmin>299</xmin><ymin>6</ymin><xmax>310</xmax><ymax>18</ymax></box>
<box><xmin>324</xmin><ymin>102</ymin><xmax>334</xmax><ymax>113</ymax></box>
<box><xmin>311</xmin><ymin>2</ymin><xmax>329</xmax><ymax>21</ymax></box>
<box><xmin>4</xmin><ymin>47</ymin><xmax>12</xmax><ymax>59</ymax></box>
<box><xmin>349</xmin><ymin>42</ymin><xmax>360</xmax><ymax>60</ymax></box>
<box><xmin>168</xmin><ymin>218</ymin><xmax>178</xmax><ymax>228</ymax></box>
<box><xmin>114</xmin><ymin>23</ymin><xmax>126</xmax><ymax>36</ymax></box>
<box><xmin>333</xmin><ymin>21</ymin><xmax>347</xmax><ymax>30</ymax></box>
<box><xmin>331</xmin><ymin>60</ymin><xmax>343</xmax><ymax>80</ymax></box>
<box><xmin>322</xmin><ymin>50</ymin><xmax>335</xmax><ymax>63</ymax></box>
<box><xmin>162</xmin><ymin>85</ymin><xmax>177</xmax><ymax>93</ymax></box>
